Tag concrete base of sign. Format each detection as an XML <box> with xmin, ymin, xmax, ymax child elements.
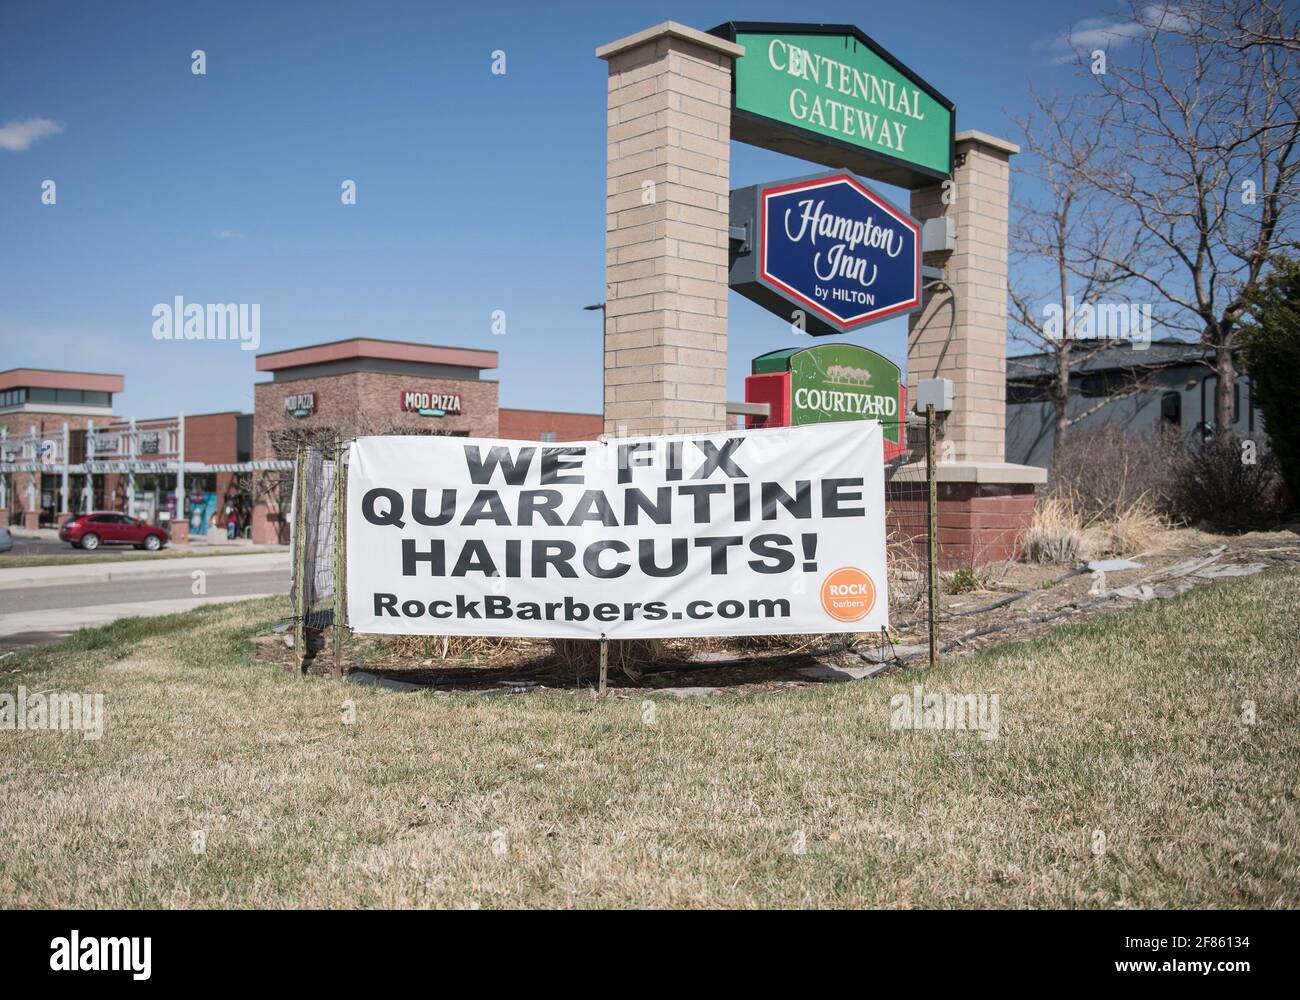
<box><xmin>0</xmin><ymin>509</ymin><xmax>7</xmax><ymax>528</ymax></box>
<box><xmin>888</xmin><ymin>461</ymin><xmax>1046</xmax><ymax>568</ymax></box>
<box><xmin>23</xmin><ymin>511</ymin><xmax>39</xmax><ymax>531</ymax></box>
<box><xmin>170</xmin><ymin>519</ymin><xmax>190</xmax><ymax>546</ymax></box>
<box><xmin>895</xmin><ymin>460</ymin><xmax>1048</xmax><ymax>485</ymax></box>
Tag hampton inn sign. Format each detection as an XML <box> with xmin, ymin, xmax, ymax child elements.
<box><xmin>729</xmin><ymin>170</ymin><xmax>922</xmax><ymax>335</ymax></box>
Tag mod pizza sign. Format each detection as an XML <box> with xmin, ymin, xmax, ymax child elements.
<box><xmin>400</xmin><ymin>390</ymin><xmax>463</xmax><ymax>417</ymax></box>
<box><xmin>730</xmin><ymin>171</ymin><xmax>921</xmax><ymax>336</ymax></box>
<box><xmin>284</xmin><ymin>393</ymin><xmax>316</xmax><ymax>418</ymax></box>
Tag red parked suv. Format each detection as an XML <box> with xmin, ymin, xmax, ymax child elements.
<box><xmin>60</xmin><ymin>512</ymin><xmax>169</xmax><ymax>551</ymax></box>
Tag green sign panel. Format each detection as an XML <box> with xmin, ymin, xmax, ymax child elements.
<box><xmin>713</xmin><ymin>22</ymin><xmax>954</xmax><ymax>189</ymax></box>
<box><xmin>752</xmin><ymin>343</ymin><xmax>906</xmax><ymax>454</ymax></box>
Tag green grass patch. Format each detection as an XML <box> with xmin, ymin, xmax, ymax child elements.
<box><xmin>1</xmin><ymin>573</ymin><xmax>1296</xmax><ymax>908</ymax></box>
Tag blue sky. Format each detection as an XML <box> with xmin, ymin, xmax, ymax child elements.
<box><xmin>0</xmin><ymin>0</ymin><xmax>1111</xmax><ymax>420</ymax></box>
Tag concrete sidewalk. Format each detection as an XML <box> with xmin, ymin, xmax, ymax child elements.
<box><xmin>0</xmin><ymin>551</ymin><xmax>290</xmax><ymax>590</ymax></box>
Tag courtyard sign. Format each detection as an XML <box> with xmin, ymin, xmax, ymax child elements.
<box><xmin>711</xmin><ymin>22</ymin><xmax>955</xmax><ymax>189</ymax></box>
<box><xmin>745</xmin><ymin>344</ymin><xmax>907</xmax><ymax>461</ymax></box>
<box><xmin>730</xmin><ymin>171</ymin><xmax>922</xmax><ymax>336</ymax></box>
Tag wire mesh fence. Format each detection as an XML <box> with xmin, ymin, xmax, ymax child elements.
<box><xmin>291</xmin><ymin>441</ymin><xmax>347</xmax><ymax>671</ymax></box>
<box><xmin>882</xmin><ymin>415</ymin><xmax>934</xmax><ymax>620</ymax></box>
<box><xmin>288</xmin><ymin>420</ymin><xmax>939</xmax><ymax>675</ymax></box>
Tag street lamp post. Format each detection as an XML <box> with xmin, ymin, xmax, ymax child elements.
<box><xmin>583</xmin><ymin>302</ymin><xmax>606</xmax><ymax>423</ymax></box>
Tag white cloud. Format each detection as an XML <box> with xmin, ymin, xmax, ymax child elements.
<box><xmin>214</xmin><ymin>230</ymin><xmax>245</xmax><ymax>239</ymax></box>
<box><xmin>1036</xmin><ymin>5</ymin><xmax>1195</xmax><ymax>64</ymax></box>
<box><xmin>0</xmin><ymin>117</ymin><xmax>65</xmax><ymax>152</ymax></box>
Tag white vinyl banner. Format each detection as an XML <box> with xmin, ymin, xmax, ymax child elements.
<box><xmin>346</xmin><ymin>422</ymin><xmax>887</xmax><ymax>639</ymax></box>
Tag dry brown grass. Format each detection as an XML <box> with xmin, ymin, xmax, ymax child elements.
<box><xmin>548</xmin><ymin>637</ymin><xmax>670</xmax><ymax>679</ymax></box>
<box><xmin>383</xmin><ymin>634</ymin><xmax>521</xmax><ymax>661</ymax></box>
<box><xmin>1083</xmin><ymin>501</ymin><xmax>1167</xmax><ymax>559</ymax></box>
<box><xmin>1022</xmin><ymin>495</ymin><xmax>1087</xmax><ymax>564</ymax></box>
<box><xmin>1</xmin><ymin>569</ymin><xmax>1297</xmax><ymax>908</ymax></box>
<box><xmin>1022</xmin><ymin>493</ymin><xmax>1168</xmax><ymax>565</ymax></box>
<box><xmin>885</xmin><ymin>530</ymin><xmax>927</xmax><ymax>611</ymax></box>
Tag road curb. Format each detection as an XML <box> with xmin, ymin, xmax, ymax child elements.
<box><xmin>0</xmin><ymin>552</ymin><xmax>290</xmax><ymax>591</ymax></box>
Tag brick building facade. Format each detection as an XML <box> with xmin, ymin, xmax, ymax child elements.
<box><xmin>1</xmin><ymin>370</ymin><xmax>252</xmax><ymax>532</ymax></box>
<box><xmin>0</xmin><ymin>369</ymin><xmax>122</xmax><ymax>528</ymax></box>
<box><xmin>253</xmin><ymin>368</ymin><xmax>501</xmax><ymax>458</ymax></box>
<box><xmin>250</xmin><ymin>337</ymin><xmax>602</xmax><ymax>542</ymax></box>
<box><xmin>498</xmin><ymin>408</ymin><xmax>603</xmax><ymax>442</ymax></box>
<box><xmin>3</xmin><ymin>344</ymin><xmax>602</xmax><ymax>540</ymax></box>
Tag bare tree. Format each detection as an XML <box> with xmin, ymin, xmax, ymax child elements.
<box><xmin>1009</xmin><ymin>93</ymin><xmax>1153</xmax><ymax>457</ymax></box>
<box><xmin>255</xmin><ymin>419</ymin><xmax>462</xmax><ymax>544</ymax></box>
<box><xmin>1059</xmin><ymin>0</ymin><xmax>1300</xmax><ymax>436</ymax></box>
<box><xmin>1196</xmin><ymin>0</ymin><xmax>1300</xmax><ymax>55</ymax></box>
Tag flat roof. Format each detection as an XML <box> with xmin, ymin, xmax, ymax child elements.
<box><xmin>1008</xmin><ymin>339</ymin><xmax>1220</xmax><ymax>380</ymax></box>
<box><xmin>129</xmin><ymin>411</ymin><xmax>249</xmax><ymax>423</ymax></box>
<box><xmin>0</xmin><ymin>368</ymin><xmax>125</xmax><ymax>393</ymax></box>
<box><xmin>255</xmin><ymin>337</ymin><xmax>498</xmax><ymax>373</ymax></box>
<box><xmin>500</xmin><ymin>407</ymin><xmax>603</xmax><ymax>417</ymax></box>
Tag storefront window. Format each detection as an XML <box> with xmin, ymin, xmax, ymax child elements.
<box><xmin>18</xmin><ymin>388</ymin><xmax>110</xmax><ymax>406</ymax></box>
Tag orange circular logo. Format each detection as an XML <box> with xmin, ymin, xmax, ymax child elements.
<box><xmin>820</xmin><ymin>567</ymin><xmax>877</xmax><ymax>622</ymax></box>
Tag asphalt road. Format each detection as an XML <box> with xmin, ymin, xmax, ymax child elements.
<box><xmin>2</xmin><ymin>536</ymin><xmax>233</xmax><ymax>557</ymax></box>
<box><xmin>4</xmin><ymin>536</ymin><xmax>61</xmax><ymax>556</ymax></box>
<box><xmin>4</xmin><ymin>536</ymin><xmax>141</xmax><ymax>557</ymax></box>
<box><xmin>2</xmin><ymin>570</ymin><xmax>287</xmax><ymax>613</ymax></box>
<box><xmin>0</xmin><ymin>568</ymin><xmax>287</xmax><ymax>650</ymax></box>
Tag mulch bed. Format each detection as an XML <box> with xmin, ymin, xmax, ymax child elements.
<box><xmin>253</xmin><ymin>525</ymin><xmax>1300</xmax><ymax>696</ymax></box>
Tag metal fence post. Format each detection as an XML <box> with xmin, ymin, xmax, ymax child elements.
<box><xmin>598</xmin><ymin>634</ymin><xmax>609</xmax><ymax>695</ymax></box>
<box><xmin>332</xmin><ymin>438</ymin><xmax>347</xmax><ymax>678</ymax></box>
<box><xmin>292</xmin><ymin>443</ymin><xmax>309</xmax><ymax>673</ymax></box>
<box><xmin>926</xmin><ymin>403</ymin><xmax>939</xmax><ymax>670</ymax></box>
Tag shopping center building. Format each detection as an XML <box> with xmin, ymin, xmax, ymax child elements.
<box><xmin>0</xmin><ymin>367</ymin><xmax>253</xmax><ymax>532</ymax></box>
<box><xmin>1</xmin><ymin>339</ymin><xmax>602</xmax><ymax>540</ymax></box>
<box><xmin>248</xmin><ymin>337</ymin><xmax>602</xmax><ymax>541</ymax></box>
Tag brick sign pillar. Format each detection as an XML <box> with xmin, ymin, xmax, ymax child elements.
<box><xmin>909</xmin><ymin>130</ymin><xmax>1018</xmax><ymax>462</ymax></box>
<box><xmin>597</xmin><ymin>22</ymin><xmax>744</xmax><ymax>435</ymax></box>
<box><xmin>907</xmin><ymin>130</ymin><xmax>1046</xmax><ymax>565</ymax></box>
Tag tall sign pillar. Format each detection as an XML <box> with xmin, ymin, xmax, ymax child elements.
<box><xmin>909</xmin><ymin>130</ymin><xmax>1021</xmax><ymax>465</ymax></box>
<box><xmin>906</xmin><ymin>130</ymin><xmax>1046</xmax><ymax>564</ymax></box>
<box><xmin>597</xmin><ymin>22</ymin><xmax>744</xmax><ymax>435</ymax></box>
